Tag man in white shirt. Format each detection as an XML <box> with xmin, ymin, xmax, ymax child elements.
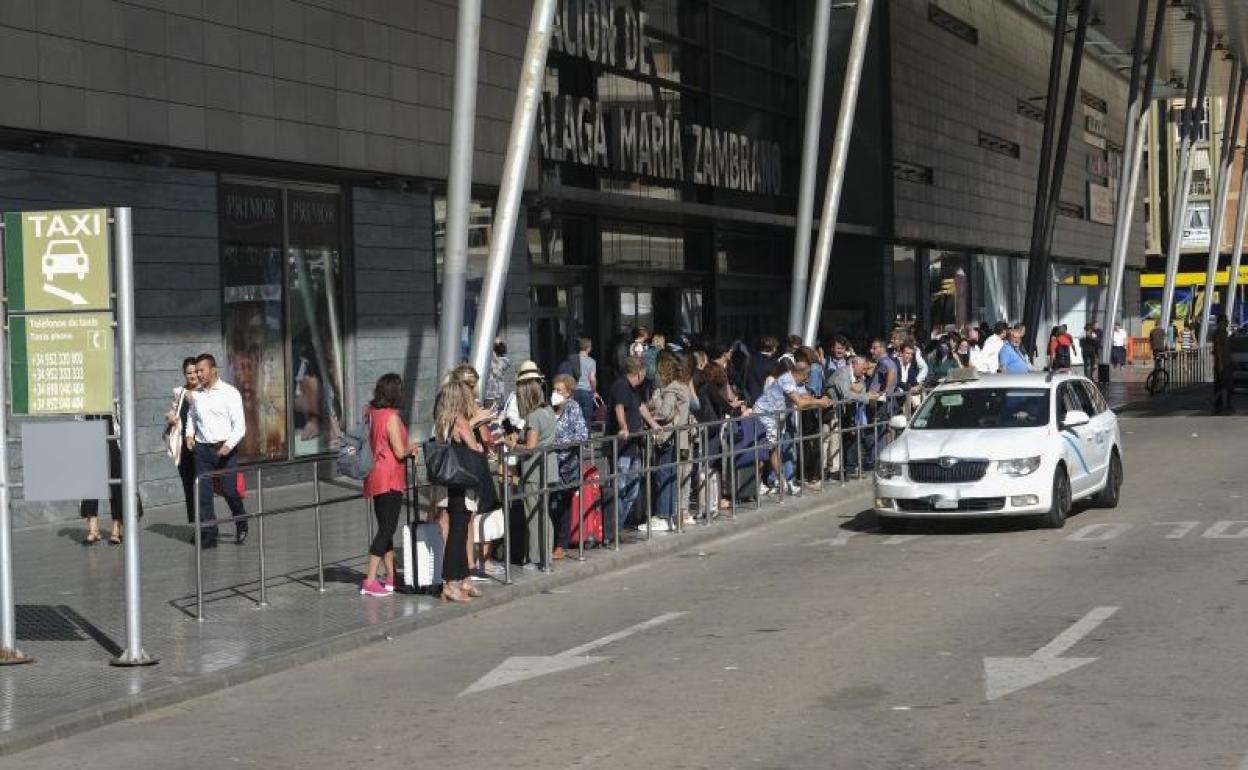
<box><xmin>977</xmin><ymin>322</ymin><xmax>1008</xmax><ymax>373</ymax></box>
<box><xmin>184</xmin><ymin>353</ymin><xmax>248</xmax><ymax>547</ymax></box>
<box><xmin>1110</xmin><ymin>323</ymin><xmax>1129</xmax><ymax>369</ymax></box>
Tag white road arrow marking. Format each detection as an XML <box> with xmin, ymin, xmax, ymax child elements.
<box><xmin>42</xmin><ymin>283</ymin><xmax>88</xmax><ymax>305</ymax></box>
<box><xmin>460</xmin><ymin>611</ymin><xmax>686</xmax><ymax>696</ymax></box>
<box><xmin>983</xmin><ymin>605</ymin><xmax>1118</xmax><ymax>702</ymax></box>
<box><xmin>808</xmin><ymin>530</ymin><xmax>861</xmax><ymax>547</ymax></box>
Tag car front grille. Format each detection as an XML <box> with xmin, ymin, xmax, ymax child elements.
<box><xmin>895</xmin><ymin>497</ymin><xmax>1005</xmax><ymax>513</ymax></box>
<box><xmin>907</xmin><ymin>460</ymin><xmax>989</xmax><ymax>483</ymax></box>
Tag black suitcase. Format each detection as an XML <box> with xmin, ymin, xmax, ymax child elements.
<box><xmin>733</xmin><ymin>462</ymin><xmax>760</xmax><ymax>503</ymax></box>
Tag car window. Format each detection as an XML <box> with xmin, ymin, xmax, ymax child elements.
<box><xmin>1056</xmin><ymin>383</ymin><xmax>1079</xmax><ymax>424</ymax></box>
<box><xmin>909</xmin><ymin>388</ymin><xmax>1049</xmax><ymax>430</ymax></box>
<box><xmin>1072</xmin><ymin>381</ymin><xmax>1099</xmax><ymax>415</ymax></box>
<box><xmin>1076</xmin><ymin>380</ymin><xmax>1108</xmax><ymax>414</ymax></box>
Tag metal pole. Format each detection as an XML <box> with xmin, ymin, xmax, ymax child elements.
<box><xmin>256</xmin><ymin>468</ymin><xmax>267</xmax><ymax>607</ymax></box>
<box><xmin>540</xmin><ymin>453</ymin><xmax>551</xmax><ymax>572</ymax></box>
<box><xmin>611</xmin><ymin>439</ymin><xmax>620</xmax><ymax>550</ymax></box>
<box><xmin>1100</xmin><ymin>0</ymin><xmax>1164</xmax><ymax>379</ymax></box>
<box><xmin>801</xmin><ymin>0</ymin><xmax>876</xmax><ymax>344</ymax></box>
<box><xmin>1161</xmin><ymin>21</ymin><xmax>1211</xmax><ymax>329</ymax></box>
<box><xmin>1025</xmin><ymin>0</ymin><xmax>1093</xmax><ymax>356</ymax></box>
<box><xmin>1020</xmin><ymin>0</ymin><xmax>1070</xmax><ymax>349</ymax></box>
<box><xmin>313</xmin><ymin>461</ymin><xmax>325</xmax><ymax>592</ymax></box>
<box><xmin>0</xmin><ymin>221</ymin><xmax>28</xmax><ymax>664</ymax></box>
<box><xmin>194</xmin><ymin>476</ymin><xmax>204</xmax><ymax>621</ymax></box>
<box><xmin>727</xmin><ymin>416</ymin><xmax>737</xmax><ymax>517</ymax></box>
<box><xmin>438</xmin><ymin>0</ymin><xmax>482</xmax><ymax>377</ymax></box>
<box><xmin>788</xmin><ymin>0</ymin><xmax>832</xmax><ymax>337</ymax></box>
<box><xmin>644</xmin><ymin>432</ymin><xmax>653</xmax><ymax>540</ymax></box>
<box><xmin>502</xmin><ymin>451</ymin><xmax>513</xmax><ymax>584</ymax></box>
<box><xmin>1198</xmin><ymin>67</ymin><xmax>1246</xmax><ymax>347</ymax></box>
<box><xmin>1226</xmin><ymin>148</ymin><xmax>1248</xmax><ymax>323</ymax></box>
<box><xmin>111</xmin><ymin>207</ymin><xmax>154</xmax><ymax>666</ymax></box>
<box><xmin>576</xmin><ymin>442</ymin><xmax>586</xmax><ymax>560</ymax></box>
<box><xmin>467</xmin><ymin>0</ymin><xmax>558</xmax><ymax>381</ymax></box>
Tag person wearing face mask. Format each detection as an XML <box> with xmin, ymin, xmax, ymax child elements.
<box><xmin>549</xmin><ymin>374</ymin><xmax>588</xmax><ymax>558</ymax></box>
<box><xmin>927</xmin><ymin>337</ymin><xmax>959</xmax><ymax>384</ymax></box>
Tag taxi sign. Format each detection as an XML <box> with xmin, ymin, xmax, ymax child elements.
<box><xmin>4</xmin><ymin>209</ymin><xmax>112</xmax><ymax>312</ymax></box>
<box><xmin>9</xmin><ymin>312</ymin><xmax>114</xmax><ymax>415</ymax></box>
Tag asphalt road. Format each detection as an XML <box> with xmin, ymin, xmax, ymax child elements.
<box><xmin>7</xmin><ymin>403</ymin><xmax>1248</xmax><ymax>769</ymax></box>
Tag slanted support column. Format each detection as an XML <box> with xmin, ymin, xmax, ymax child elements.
<box><xmin>468</xmin><ymin>0</ymin><xmax>558</xmax><ymax>383</ymax></box>
<box><xmin>1197</xmin><ymin>66</ymin><xmax>1247</xmax><ymax>347</ymax></box>
<box><xmin>788</xmin><ymin>0</ymin><xmax>831</xmax><ymax>338</ymax></box>
<box><xmin>1022</xmin><ymin>0</ymin><xmax>1093</xmax><ymax>357</ymax></box>
<box><xmin>1160</xmin><ymin>21</ymin><xmax>1212</xmax><ymax>330</ymax></box>
<box><xmin>1099</xmin><ymin>0</ymin><xmax>1165</xmax><ymax>380</ymax></box>
<box><xmin>801</xmin><ymin>0</ymin><xmax>876</xmax><ymax>345</ymax></box>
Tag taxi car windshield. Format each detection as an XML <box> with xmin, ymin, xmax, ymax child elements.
<box><xmin>909</xmin><ymin>388</ymin><xmax>1050</xmax><ymax>430</ymax></box>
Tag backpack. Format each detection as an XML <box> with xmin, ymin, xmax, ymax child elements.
<box><xmin>337</xmin><ymin>412</ymin><xmax>375</xmax><ymax>480</ymax></box>
<box><xmin>1053</xmin><ymin>341</ymin><xmax>1072</xmax><ymax>370</ymax></box>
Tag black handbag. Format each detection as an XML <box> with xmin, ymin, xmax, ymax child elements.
<box><xmin>423</xmin><ymin>439</ymin><xmax>480</xmax><ymax>488</ymax></box>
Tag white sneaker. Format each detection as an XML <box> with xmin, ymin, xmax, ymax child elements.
<box><xmin>786</xmin><ymin>481</ymin><xmax>801</xmax><ymax>496</ymax></box>
<box><xmin>761</xmin><ymin>484</ymin><xmax>777</xmax><ymax>496</ymax></box>
<box><xmin>646</xmin><ymin>518</ymin><xmax>672</xmax><ymax>532</ymax></box>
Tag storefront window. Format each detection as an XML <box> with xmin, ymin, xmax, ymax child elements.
<box><xmin>892</xmin><ymin>246</ymin><xmax>918</xmax><ymax>324</ymax></box>
<box><xmin>972</xmin><ymin>254</ymin><xmax>1027</xmax><ymax>327</ymax></box>
<box><xmin>929</xmin><ymin>250</ymin><xmax>969</xmax><ymax>331</ymax></box>
<box><xmin>220</xmin><ymin>182</ymin><xmax>346</xmax><ymax>463</ymax></box>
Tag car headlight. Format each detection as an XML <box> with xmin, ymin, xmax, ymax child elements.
<box><xmin>876</xmin><ymin>461</ymin><xmax>903</xmax><ymax>480</ymax></box>
<box><xmin>996</xmin><ymin>456</ymin><xmax>1041</xmax><ymax>476</ymax></box>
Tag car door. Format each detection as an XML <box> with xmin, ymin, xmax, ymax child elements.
<box><xmin>1073</xmin><ymin>380</ymin><xmax>1112</xmax><ymax>478</ymax></box>
<box><xmin>1055</xmin><ymin>382</ymin><xmax>1098</xmax><ymax>495</ymax></box>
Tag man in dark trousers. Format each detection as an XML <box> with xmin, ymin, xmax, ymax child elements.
<box><xmin>185</xmin><ymin>353</ymin><xmax>249</xmax><ymax>547</ymax></box>
<box><xmin>1211</xmin><ymin>314</ymin><xmax>1235</xmax><ymax>415</ymax></box>
<box><xmin>745</xmin><ymin>336</ymin><xmax>779</xmax><ymax>403</ymax></box>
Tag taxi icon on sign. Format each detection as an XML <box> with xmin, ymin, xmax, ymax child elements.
<box><xmin>41</xmin><ymin>239</ymin><xmax>89</xmax><ymax>282</ymax></box>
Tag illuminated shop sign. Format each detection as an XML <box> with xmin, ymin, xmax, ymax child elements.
<box><xmin>541</xmin><ymin>0</ymin><xmax>784</xmax><ymax>196</ymax></box>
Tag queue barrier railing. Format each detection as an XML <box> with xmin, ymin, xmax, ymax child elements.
<box><xmin>1151</xmin><ymin>346</ymin><xmax>1212</xmax><ymax>390</ymax></box>
<box><xmin>188</xmin><ymin>389</ymin><xmax>918</xmax><ymax>618</ymax></box>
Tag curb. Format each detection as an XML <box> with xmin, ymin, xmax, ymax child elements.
<box><xmin>0</xmin><ymin>481</ymin><xmax>874</xmax><ymax>757</ymax></box>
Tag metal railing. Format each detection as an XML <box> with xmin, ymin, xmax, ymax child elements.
<box><xmin>186</xmin><ymin>389</ymin><xmax>915</xmax><ymax>618</ymax></box>
<box><xmin>191</xmin><ymin>456</ymin><xmax>370</xmax><ymax>620</ymax></box>
<box><xmin>1151</xmin><ymin>345</ymin><xmax>1212</xmax><ymax>391</ymax></box>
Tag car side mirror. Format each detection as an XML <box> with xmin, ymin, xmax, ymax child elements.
<box><xmin>888</xmin><ymin>415</ymin><xmax>909</xmax><ymax>431</ymax></box>
<box><xmin>1061</xmin><ymin>410</ymin><xmax>1090</xmax><ymax>429</ymax></box>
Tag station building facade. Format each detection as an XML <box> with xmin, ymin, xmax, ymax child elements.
<box><xmin>0</xmin><ymin>0</ymin><xmax>1139</xmax><ymax>524</ymax></box>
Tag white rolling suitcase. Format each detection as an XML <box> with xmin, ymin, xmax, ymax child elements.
<box><xmin>398</xmin><ymin>474</ymin><xmax>444</xmax><ymax>592</ymax></box>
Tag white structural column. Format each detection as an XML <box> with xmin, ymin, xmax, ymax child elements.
<box><xmin>1226</xmin><ymin>137</ymin><xmax>1248</xmax><ymax>323</ymax></box>
<box><xmin>437</xmin><ymin>0</ymin><xmax>482</xmax><ymax>378</ymax></box>
<box><xmin>468</xmin><ymin>0</ymin><xmax>558</xmax><ymax>382</ymax></box>
<box><xmin>1160</xmin><ymin>23</ymin><xmax>1211</xmax><ymax>330</ymax></box>
<box><xmin>802</xmin><ymin>0</ymin><xmax>876</xmax><ymax>345</ymax></box>
<box><xmin>1100</xmin><ymin>0</ymin><xmax>1164</xmax><ymax>374</ymax></box>
<box><xmin>787</xmin><ymin>0</ymin><xmax>831</xmax><ymax>337</ymax></box>
<box><xmin>1198</xmin><ymin>66</ymin><xmax>1246</xmax><ymax>346</ymax></box>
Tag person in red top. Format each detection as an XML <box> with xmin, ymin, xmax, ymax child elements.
<box><xmin>1047</xmin><ymin>324</ymin><xmax>1075</xmax><ymax>372</ymax></box>
<box><xmin>360</xmin><ymin>373</ymin><xmax>419</xmax><ymax>598</ymax></box>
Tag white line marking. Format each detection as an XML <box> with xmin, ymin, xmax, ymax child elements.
<box><xmin>1202</xmin><ymin>521</ymin><xmax>1248</xmax><ymax>539</ymax></box>
<box><xmin>1066</xmin><ymin>522</ymin><xmax>1132</xmax><ymax>542</ymax></box>
<box><xmin>808</xmin><ymin>530</ymin><xmax>861</xmax><ymax>547</ymax></box>
<box><xmin>461</xmin><ymin>612</ymin><xmax>686</xmax><ymax>695</ymax></box>
<box><xmin>983</xmin><ymin>606</ymin><xmax>1118</xmax><ymax>701</ymax></box>
<box><xmin>882</xmin><ymin>534</ymin><xmax>922</xmax><ymax>545</ymax></box>
<box><xmin>1152</xmin><ymin>521</ymin><xmax>1200</xmax><ymax>539</ymax></box>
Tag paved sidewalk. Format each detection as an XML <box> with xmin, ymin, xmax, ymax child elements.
<box><xmin>0</xmin><ymin>465</ymin><xmax>873</xmax><ymax>755</ymax></box>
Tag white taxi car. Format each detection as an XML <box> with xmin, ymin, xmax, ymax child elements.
<box><xmin>873</xmin><ymin>371</ymin><xmax>1122</xmax><ymax>531</ymax></box>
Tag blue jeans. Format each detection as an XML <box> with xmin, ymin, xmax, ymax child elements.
<box><xmin>653</xmin><ymin>443</ymin><xmax>676</xmax><ymax>520</ymax></box>
<box><xmin>614</xmin><ymin>451</ymin><xmax>641</xmax><ymax>534</ymax></box>
<box><xmin>193</xmin><ymin>442</ymin><xmax>248</xmax><ymax>539</ymax></box>
<box><xmin>573</xmin><ymin>389</ymin><xmax>595</xmax><ymax>424</ymax></box>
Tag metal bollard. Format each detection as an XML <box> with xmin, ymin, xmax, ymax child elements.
<box><xmin>312</xmin><ymin>461</ymin><xmax>325</xmax><ymax>593</ymax></box>
<box><xmin>502</xmin><ymin>452</ymin><xmax>513</xmax><ymax>585</ymax></box>
<box><xmin>644</xmin><ymin>432</ymin><xmax>653</xmax><ymax>540</ymax></box>
<box><xmin>194</xmin><ymin>476</ymin><xmax>204</xmax><ymax>621</ymax></box>
<box><xmin>796</xmin><ymin>409</ymin><xmax>805</xmax><ymax>497</ymax></box>
<box><xmin>727</xmin><ymin>418</ymin><xmax>737</xmax><ymax>518</ymax></box>
<box><xmin>611</xmin><ymin>438</ymin><xmax>621</xmax><ymax>551</ymax></box>
<box><xmin>576</xmin><ymin>442</ymin><xmax>586</xmax><ymax>561</ymax></box>
<box><xmin>540</xmin><ymin>453</ymin><xmax>552</xmax><ymax>573</ymax></box>
<box><xmin>819</xmin><ymin>413</ymin><xmax>828</xmax><ymax>493</ymax></box>
<box><xmin>256</xmin><ymin>468</ymin><xmax>267</xmax><ymax>608</ymax></box>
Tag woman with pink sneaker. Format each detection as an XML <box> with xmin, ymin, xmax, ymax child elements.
<box><xmin>360</xmin><ymin>374</ymin><xmax>419</xmax><ymax>598</ymax></box>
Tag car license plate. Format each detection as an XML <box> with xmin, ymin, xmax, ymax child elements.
<box><xmin>933</xmin><ymin>498</ymin><xmax>959</xmax><ymax>510</ymax></box>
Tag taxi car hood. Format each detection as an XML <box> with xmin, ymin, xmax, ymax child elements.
<box><xmin>883</xmin><ymin>427</ymin><xmax>1051</xmax><ymax>462</ymax></box>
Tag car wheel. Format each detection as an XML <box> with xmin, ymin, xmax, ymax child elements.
<box><xmin>1036</xmin><ymin>466</ymin><xmax>1071</xmax><ymax>529</ymax></box>
<box><xmin>876</xmin><ymin>516</ymin><xmax>909</xmax><ymax>534</ymax></box>
<box><xmin>1094</xmin><ymin>449</ymin><xmax>1122</xmax><ymax>509</ymax></box>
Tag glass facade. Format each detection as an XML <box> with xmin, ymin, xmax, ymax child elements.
<box><xmin>433</xmin><ymin>197</ymin><xmax>498</xmax><ymax>360</ymax></box>
<box><xmin>219</xmin><ymin>181</ymin><xmax>347</xmax><ymax>463</ymax></box>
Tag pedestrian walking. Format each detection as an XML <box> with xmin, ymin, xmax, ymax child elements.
<box><xmin>1212</xmin><ymin>314</ymin><xmax>1235</xmax><ymax>415</ymax></box>
<box><xmin>1111</xmin><ymin>323</ymin><xmax>1128</xmax><ymax>369</ymax></box>
<box><xmin>184</xmin><ymin>353</ymin><xmax>248</xmax><ymax>548</ymax></box>
<box><xmin>572</xmin><ymin>337</ymin><xmax>597</xmax><ymax>423</ymax></box>
<box><xmin>1081</xmin><ymin>324</ymin><xmax>1100</xmax><ymax>378</ymax></box>
<box><xmin>607</xmin><ymin>357</ymin><xmax>660</xmax><ymax>537</ymax></box>
<box><xmin>165</xmin><ymin>356</ymin><xmax>199</xmax><ymax>525</ymax></box>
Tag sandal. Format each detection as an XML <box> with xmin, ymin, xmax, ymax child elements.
<box><xmin>441</xmin><ymin>586</ymin><xmax>472</xmax><ymax>603</ymax></box>
<box><xmin>84</xmin><ymin>531</ymin><xmax>102</xmax><ymax>546</ymax></box>
<box><xmin>109</xmin><ymin>533</ymin><xmax>122</xmax><ymax>546</ymax></box>
<box><xmin>461</xmin><ymin>581</ymin><xmax>482</xmax><ymax>598</ymax></box>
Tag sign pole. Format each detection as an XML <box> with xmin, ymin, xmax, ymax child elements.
<box><xmin>0</xmin><ymin>223</ymin><xmax>31</xmax><ymax>664</ymax></box>
<box><xmin>110</xmin><ymin>208</ymin><xmax>154</xmax><ymax>667</ymax></box>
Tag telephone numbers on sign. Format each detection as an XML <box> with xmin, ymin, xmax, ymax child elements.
<box><xmin>33</xmin><ymin>396</ymin><xmax>85</xmax><ymax>412</ymax></box>
<box><xmin>31</xmin><ymin>366</ymin><xmax>85</xmax><ymax>382</ymax></box>
<box><xmin>30</xmin><ymin>351</ymin><xmax>85</xmax><ymax>366</ymax></box>
<box><xmin>34</xmin><ymin>381</ymin><xmax>86</xmax><ymax>397</ymax></box>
